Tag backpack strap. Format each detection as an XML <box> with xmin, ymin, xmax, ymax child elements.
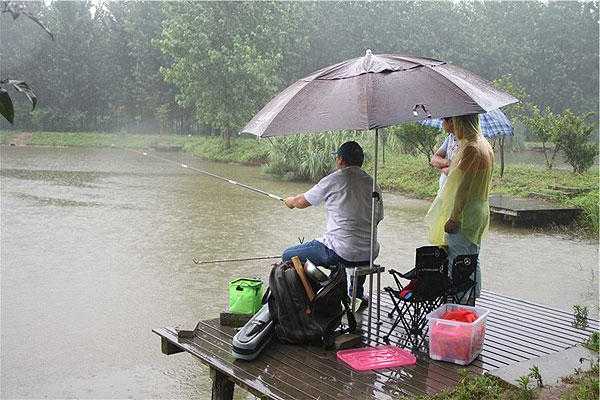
<box><xmin>261</xmin><ymin>287</ymin><xmax>271</xmax><ymax>304</ymax></box>
<box><xmin>291</xmin><ymin>256</ymin><xmax>315</xmax><ymax>302</ymax></box>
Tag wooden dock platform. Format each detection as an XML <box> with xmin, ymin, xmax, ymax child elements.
<box><xmin>153</xmin><ymin>290</ymin><xmax>598</xmax><ymax>399</ymax></box>
<box><xmin>489</xmin><ymin>194</ymin><xmax>582</xmax><ymax>227</ymax></box>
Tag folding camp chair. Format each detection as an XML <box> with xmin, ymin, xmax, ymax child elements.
<box><xmin>383</xmin><ymin>246</ymin><xmax>448</xmax><ymax>350</ymax></box>
<box><xmin>446</xmin><ymin>254</ymin><xmax>479</xmax><ymax>306</ymax></box>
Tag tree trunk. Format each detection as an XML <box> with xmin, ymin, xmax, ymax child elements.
<box><xmin>223</xmin><ymin>128</ymin><xmax>231</xmax><ymax>148</ymax></box>
<box><xmin>381</xmin><ymin>132</ymin><xmax>386</xmax><ymax>166</ymax></box>
<box><xmin>499</xmin><ymin>136</ymin><xmax>505</xmax><ymax>178</ymax></box>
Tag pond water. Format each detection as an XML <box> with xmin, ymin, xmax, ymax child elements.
<box><xmin>1</xmin><ymin>146</ymin><xmax>597</xmax><ymax>399</ymax></box>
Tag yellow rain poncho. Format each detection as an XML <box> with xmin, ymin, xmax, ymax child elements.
<box><xmin>425</xmin><ymin>115</ymin><xmax>494</xmax><ymax>246</ymax></box>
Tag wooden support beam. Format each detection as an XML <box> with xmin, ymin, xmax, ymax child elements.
<box><xmin>161</xmin><ymin>337</ymin><xmax>184</xmax><ymax>355</ymax></box>
<box><xmin>211</xmin><ymin>368</ymin><xmax>235</xmax><ymax>400</ymax></box>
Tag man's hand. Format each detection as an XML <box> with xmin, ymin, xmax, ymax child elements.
<box><xmin>284</xmin><ymin>197</ymin><xmax>295</xmax><ymax>209</ymax></box>
<box><xmin>441</xmin><ymin>166</ymin><xmax>449</xmax><ymax>175</ymax></box>
<box><xmin>444</xmin><ymin>219</ymin><xmax>459</xmax><ymax>233</ymax></box>
<box><xmin>284</xmin><ymin>194</ymin><xmax>311</xmax><ymax>209</ymax></box>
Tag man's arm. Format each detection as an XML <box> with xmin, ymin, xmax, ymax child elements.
<box><xmin>284</xmin><ymin>194</ymin><xmax>311</xmax><ymax>209</ymax></box>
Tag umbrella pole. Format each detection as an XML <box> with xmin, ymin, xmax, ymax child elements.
<box><xmin>368</xmin><ymin>128</ymin><xmax>380</xmax><ymax>337</ymax></box>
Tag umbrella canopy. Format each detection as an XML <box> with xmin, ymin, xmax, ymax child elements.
<box><xmin>419</xmin><ymin>109</ymin><xmax>514</xmax><ymax>139</ymax></box>
<box><xmin>241</xmin><ymin>50</ymin><xmax>517</xmax><ymax>137</ymax></box>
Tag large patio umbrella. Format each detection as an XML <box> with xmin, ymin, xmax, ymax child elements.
<box><xmin>241</xmin><ymin>50</ymin><xmax>518</xmax><ymax>327</ymax></box>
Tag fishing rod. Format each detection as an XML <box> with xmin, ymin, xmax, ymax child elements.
<box><xmin>192</xmin><ymin>255</ymin><xmax>281</xmax><ymax>265</ymax></box>
<box><xmin>131</xmin><ymin>149</ymin><xmax>284</xmax><ymax>202</ymax></box>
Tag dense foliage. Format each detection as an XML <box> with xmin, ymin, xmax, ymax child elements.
<box><xmin>0</xmin><ymin>1</ymin><xmax>598</xmax><ymax>134</ymax></box>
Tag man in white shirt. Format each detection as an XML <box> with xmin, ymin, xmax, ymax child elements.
<box><xmin>282</xmin><ymin>141</ymin><xmax>384</xmax><ymax>301</ymax></box>
<box><xmin>430</xmin><ymin>117</ymin><xmax>458</xmax><ymax>191</ymax></box>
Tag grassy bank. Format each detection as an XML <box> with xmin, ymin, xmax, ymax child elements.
<box><xmin>376</xmin><ymin>152</ymin><xmax>599</xmax><ymax>235</ymax></box>
<box><xmin>1</xmin><ymin>131</ymin><xmax>190</xmax><ymax>148</ymax></box>
<box><xmin>2</xmin><ymin>131</ymin><xmax>598</xmax><ymax>236</ymax></box>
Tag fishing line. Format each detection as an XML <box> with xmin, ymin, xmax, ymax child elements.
<box><xmin>192</xmin><ymin>255</ymin><xmax>281</xmax><ymax>265</ymax></box>
<box><xmin>130</xmin><ymin>149</ymin><xmax>284</xmax><ymax>202</ymax></box>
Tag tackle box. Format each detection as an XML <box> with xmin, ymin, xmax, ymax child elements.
<box><xmin>232</xmin><ymin>304</ymin><xmax>273</xmax><ymax>361</ymax></box>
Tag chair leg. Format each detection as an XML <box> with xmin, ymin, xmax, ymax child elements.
<box><xmin>386</xmin><ymin>288</ymin><xmax>402</xmax><ymax>318</ymax></box>
<box><xmin>351</xmin><ymin>267</ymin><xmax>358</xmax><ymax>312</ymax></box>
<box><xmin>376</xmin><ymin>271</ymin><xmax>381</xmax><ymax>323</ymax></box>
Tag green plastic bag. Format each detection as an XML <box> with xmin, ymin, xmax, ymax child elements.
<box><xmin>228</xmin><ymin>278</ymin><xmax>263</xmax><ymax>315</ymax></box>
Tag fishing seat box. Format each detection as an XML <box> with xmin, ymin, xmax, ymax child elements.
<box><xmin>426</xmin><ymin>304</ymin><xmax>489</xmax><ymax>365</ymax></box>
<box><xmin>232</xmin><ymin>304</ymin><xmax>273</xmax><ymax>361</ymax></box>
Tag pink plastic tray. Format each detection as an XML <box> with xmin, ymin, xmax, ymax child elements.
<box><xmin>336</xmin><ymin>345</ymin><xmax>417</xmax><ymax>371</ymax></box>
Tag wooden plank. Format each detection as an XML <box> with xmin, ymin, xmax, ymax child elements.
<box><xmin>219</xmin><ymin>312</ymin><xmax>253</xmax><ymax>328</ymax></box>
<box><xmin>376</xmin><ymin>294</ymin><xmax>579</xmax><ymax>355</ymax></box>
<box><xmin>365</xmin><ymin>306</ymin><xmax>510</xmax><ymax>370</ymax></box>
<box><xmin>480</xmin><ymin>291</ymin><xmax>599</xmax><ymax>330</ymax></box>
<box><xmin>375</xmin><ymin>299</ymin><xmax>534</xmax><ymax>366</ymax></box>
<box><xmin>477</xmin><ymin>297</ymin><xmax>595</xmax><ymax>340</ymax></box>
<box><xmin>154</xmin><ymin>289</ymin><xmax>596</xmax><ymax>400</ymax></box>
<box><xmin>200</xmin><ymin>319</ymin><xmax>420</xmax><ymax>399</ymax></box>
<box><xmin>202</xmin><ymin>318</ymin><xmax>466</xmax><ymax>397</ymax></box>
<box><xmin>372</xmin><ymin>301</ymin><xmax>503</xmax><ymax>371</ymax></box>
<box><xmin>161</xmin><ymin>336</ymin><xmax>184</xmax><ymax>355</ymax></box>
<box><xmin>490</xmin><ymin>207</ymin><xmax>518</xmax><ymax>216</ymax></box>
<box><xmin>154</xmin><ymin>327</ymin><xmax>293</xmax><ymax>400</ymax></box>
<box><xmin>479</xmin><ymin>307</ymin><xmax>591</xmax><ymax>345</ymax></box>
<box><xmin>196</xmin><ymin>325</ymin><xmax>367</xmax><ymax>400</ymax></box>
<box><xmin>378</xmin><ymin>298</ymin><xmax>551</xmax><ymax>359</ymax></box>
<box><xmin>200</xmin><ymin>319</ymin><xmax>426</xmax><ymax>398</ymax></box>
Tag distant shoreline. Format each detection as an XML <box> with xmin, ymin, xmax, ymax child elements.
<box><xmin>2</xmin><ymin>130</ymin><xmax>598</xmax><ymax>238</ymax></box>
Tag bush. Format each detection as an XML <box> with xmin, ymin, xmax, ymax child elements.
<box><xmin>524</xmin><ymin>107</ymin><xmax>598</xmax><ymax>173</ymax></box>
<box><xmin>264</xmin><ymin>131</ymin><xmax>372</xmax><ymax>181</ymax></box>
<box><xmin>389</xmin><ymin>123</ymin><xmax>442</xmax><ymax>162</ymax></box>
<box><xmin>554</xmin><ymin>110</ymin><xmax>598</xmax><ymax>173</ymax></box>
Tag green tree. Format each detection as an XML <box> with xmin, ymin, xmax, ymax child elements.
<box><xmin>158</xmin><ymin>2</ymin><xmax>298</xmax><ymax>146</ymax></box>
<box><xmin>524</xmin><ymin>107</ymin><xmax>598</xmax><ymax>172</ymax></box>
<box><xmin>523</xmin><ymin>106</ymin><xmax>562</xmax><ymax>170</ymax></box>
<box><xmin>554</xmin><ymin>110</ymin><xmax>598</xmax><ymax>173</ymax></box>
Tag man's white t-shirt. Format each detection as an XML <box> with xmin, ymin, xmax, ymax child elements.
<box><xmin>304</xmin><ymin>166</ymin><xmax>384</xmax><ymax>262</ymax></box>
<box><xmin>438</xmin><ymin>133</ymin><xmax>459</xmax><ymax>190</ymax></box>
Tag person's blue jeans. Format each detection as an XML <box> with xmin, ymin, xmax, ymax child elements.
<box><xmin>282</xmin><ymin>240</ymin><xmax>367</xmax><ymax>298</ymax></box>
<box><xmin>447</xmin><ymin>231</ymin><xmax>481</xmax><ymax>304</ymax></box>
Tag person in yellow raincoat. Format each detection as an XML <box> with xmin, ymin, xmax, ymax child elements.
<box><xmin>425</xmin><ymin>114</ymin><xmax>494</xmax><ymax>305</ymax></box>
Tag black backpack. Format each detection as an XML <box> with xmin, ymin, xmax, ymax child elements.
<box><xmin>267</xmin><ymin>260</ymin><xmax>356</xmax><ymax>348</ymax></box>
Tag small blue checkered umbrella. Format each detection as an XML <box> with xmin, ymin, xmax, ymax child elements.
<box><xmin>419</xmin><ymin>109</ymin><xmax>513</xmax><ymax>138</ymax></box>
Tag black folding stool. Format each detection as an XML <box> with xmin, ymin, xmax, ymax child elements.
<box><xmin>383</xmin><ymin>246</ymin><xmax>448</xmax><ymax>350</ymax></box>
<box><xmin>345</xmin><ymin>263</ymin><xmax>385</xmax><ymax>313</ymax></box>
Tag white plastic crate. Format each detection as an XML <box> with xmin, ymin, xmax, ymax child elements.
<box><xmin>426</xmin><ymin>303</ymin><xmax>489</xmax><ymax>365</ymax></box>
